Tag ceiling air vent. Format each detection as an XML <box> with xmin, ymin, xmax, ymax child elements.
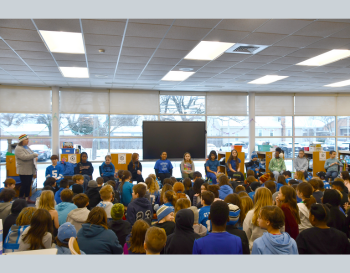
<box><xmin>225</xmin><ymin>44</ymin><xmax>268</xmax><ymax>55</ymax></box>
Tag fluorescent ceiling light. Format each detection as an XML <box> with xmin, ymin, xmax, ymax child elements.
<box><xmin>325</xmin><ymin>79</ymin><xmax>350</xmax><ymax>87</ymax></box>
<box><xmin>161</xmin><ymin>71</ymin><xmax>195</xmax><ymax>81</ymax></box>
<box><xmin>296</xmin><ymin>49</ymin><xmax>350</xmax><ymax>66</ymax></box>
<box><xmin>39</xmin><ymin>30</ymin><xmax>85</xmax><ymax>54</ymax></box>
<box><xmin>184</xmin><ymin>41</ymin><xmax>235</xmax><ymax>60</ymax></box>
<box><xmin>60</xmin><ymin>67</ymin><xmax>89</xmax><ymax>78</ymax></box>
<box><xmin>249</xmin><ymin>75</ymin><xmax>289</xmax><ymax>84</ymax></box>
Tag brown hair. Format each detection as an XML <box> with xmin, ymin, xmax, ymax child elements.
<box><xmin>264</xmin><ymin>180</ymin><xmax>276</xmax><ymax>194</ymax></box>
<box><xmin>246</xmin><ymin>176</ymin><xmax>256</xmax><ymax>185</ymax></box>
<box><xmin>145</xmin><ymin>227</ymin><xmax>167</xmax><ymax>254</ymax></box>
<box><xmin>99</xmin><ymin>185</ymin><xmax>113</xmax><ymax>201</ymax></box>
<box><xmin>164</xmin><ymin>190</ymin><xmax>177</xmax><ymax>207</ymax></box>
<box><xmin>173</xmin><ymin>182</ymin><xmax>186</xmax><ymax>199</ymax></box>
<box><xmin>128</xmin><ymin>219</ymin><xmax>149</xmax><ymax>254</ymax></box>
<box><xmin>238</xmin><ymin>191</ymin><xmax>249</xmax><ymax>198</ymax></box>
<box><xmin>163</xmin><ymin>178</ymin><xmax>174</xmax><ymax>186</ymax></box>
<box><xmin>72</xmin><ymin>193</ymin><xmax>89</xmax><ymax>208</ymax></box>
<box><xmin>105</xmin><ymin>154</ymin><xmax>112</xmax><ymax>160</ymax></box>
<box><xmin>269</xmin><ymin>172</ymin><xmax>276</xmax><ymax>182</ymax></box>
<box><xmin>85</xmin><ymin>207</ymin><xmax>108</xmax><ymax>229</ymax></box>
<box><xmin>106</xmin><ymin>180</ymin><xmax>116</xmax><ymax>189</ymax></box>
<box><xmin>0</xmin><ymin>188</ymin><xmax>16</xmax><ymax>202</ymax></box>
<box><xmin>4</xmin><ymin>178</ymin><xmax>16</xmax><ymax>187</ymax></box>
<box><xmin>247</xmin><ymin>170</ymin><xmax>255</xmax><ymax>177</ymax></box>
<box><xmin>96</xmin><ymin>177</ymin><xmax>104</xmax><ymax>186</ymax></box>
<box><xmin>235</xmin><ymin>185</ymin><xmax>246</xmax><ymax>193</ymax></box>
<box><xmin>227</xmin><ymin>149</ymin><xmax>240</xmax><ymax>171</ymax></box>
<box><xmin>117</xmin><ymin>169</ymin><xmax>124</xmax><ymax>179</ymax></box>
<box><xmin>280</xmin><ymin>186</ymin><xmax>301</xmax><ymax>224</ymax></box>
<box><xmin>208</xmin><ymin>185</ymin><xmax>220</xmax><ymax>198</ymax></box>
<box><xmin>296</xmin><ymin>182</ymin><xmax>316</xmax><ymax>210</ymax></box>
<box><xmin>170</xmin><ymin>177</ymin><xmax>177</xmax><ymax>185</ymax></box>
<box><xmin>295</xmin><ymin>171</ymin><xmax>307</xmax><ymax>183</ymax></box>
<box><xmin>72</xmin><ymin>174</ymin><xmax>84</xmax><ymax>182</ymax></box>
<box><xmin>260</xmin><ymin>206</ymin><xmax>285</xmax><ymax>229</ymax></box>
<box><xmin>50</xmin><ymin>155</ymin><xmax>59</xmax><ymax>160</ymax></box>
<box><xmin>160</xmin><ymin>184</ymin><xmax>172</xmax><ymax>205</ymax></box>
<box><xmin>145</xmin><ymin>176</ymin><xmax>159</xmax><ymax>195</ymax></box>
<box><xmin>309</xmin><ymin>179</ymin><xmax>320</xmax><ymax>191</ymax></box>
<box><xmin>277</xmin><ymin>175</ymin><xmax>287</xmax><ymax>186</ymax></box>
<box><xmin>22</xmin><ymin>209</ymin><xmax>53</xmax><ymax>250</ymax></box>
<box><xmin>341</xmin><ymin>171</ymin><xmax>350</xmax><ymax>181</ymax></box>
<box><xmin>16</xmin><ymin>207</ymin><xmax>37</xmax><ymax>226</ymax></box>
<box><xmin>240</xmin><ymin>196</ymin><xmax>253</xmax><ymax>223</ymax></box>
<box><xmin>131</xmin><ymin>153</ymin><xmax>140</xmax><ymax>169</ymax></box>
<box><xmin>174</xmin><ymin>198</ymin><xmax>191</xmax><ymax>215</ymax></box>
<box><xmin>119</xmin><ymin>170</ymin><xmax>132</xmax><ymax>199</ymax></box>
<box><xmin>224</xmin><ymin>193</ymin><xmax>244</xmax><ymax>224</ymax></box>
<box><xmin>218</xmin><ymin>175</ymin><xmax>232</xmax><ymax>188</ymax></box>
<box><xmin>183</xmin><ymin>152</ymin><xmax>193</xmax><ymax>164</ymax></box>
<box><xmin>183</xmin><ymin>178</ymin><xmax>192</xmax><ymax>191</ymax></box>
<box><xmin>133</xmin><ymin>183</ymin><xmax>147</xmax><ymax>198</ymax></box>
<box><xmin>60</xmin><ymin>189</ymin><xmax>74</xmax><ymax>202</ymax></box>
<box><xmin>201</xmin><ymin>191</ymin><xmax>215</xmax><ymax>206</ymax></box>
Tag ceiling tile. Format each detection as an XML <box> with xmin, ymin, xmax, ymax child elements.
<box><xmin>306</xmin><ymin>37</ymin><xmax>350</xmax><ymax>49</ymax></box>
<box><xmin>89</xmin><ymin>62</ymin><xmax>116</xmax><ymax>69</ymax></box>
<box><xmin>0</xmin><ymin>49</ymin><xmax>19</xmax><ymax>58</ymax></box>
<box><xmin>244</xmin><ymin>54</ymin><xmax>280</xmax><ymax>63</ymax></box>
<box><xmin>330</xmin><ymin>27</ymin><xmax>350</xmax><ymax>38</ymax></box>
<box><xmin>84</xmin><ymin>34</ymin><xmax>122</xmax><ymax>47</ymax></box>
<box><xmin>23</xmin><ymin>59</ymin><xmax>57</xmax><ymax>66</ymax></box>
<box><xmin>158</xmin><ymin>39</ymin><xmax>199</xmax><ymax>51</ymax></box>
<box><xmin>87</xmin><ymin>54</ymin><xmax>118</xmax><ymax>63</ymax></box>
<box><xmin>30</xmin><ymin>66</ymin><xmax>61</xmax><ymax>72</ymax></box>
<box><xmin>255</xmin><ymin>19</ymin><xmax>314</xmax><ymax>34</ymax></box>
<box><xmin>0</xmin><ymin>28</ymin><xmax>42</xmax><ymax>42</ymax></box>
<box><xmin>166</xmin><ymin>26</ymin><xmax>211</xmax><ymax>41</ymax></box>
<box><xmin>117</xmin><ymin>63</ymin><xmax>146</xmax><ymax>70</ymax></box>
<box><xmin>272</xmin><ymin>56</ymin><xmax>307</xmax><ymax>65</ymax></box>
<box><xmin>123</xmin><ymin>36</ymin><xmax>162</xmax><ymax>48</ymax></box>
<box><xmin>274</xmin><ymin>35</ymin><xmax>322</xmax><ymax>48</ymax></box>
<box><xmin>0</xmin><ymin>64</ymin><xmax>31</xmax><ymax>71</ymax></box>
<box><xmin>287</xmin><ymin>48</ymin><xmax>329</xmax><ymax>58</ymax></box>
<box><xmin>145</xmin><ymin>64</ymin><xmax>174</xmax><ymax>70</ymax></box>
<box><xmin>126</xmin><ymin>23</ymin><xmax>170</xmax><ymax>38</ymax></box>
<box><xmin>33</xmin><ymin>19</ymin><xmax>81</xmax><ymax>32</ymax></box>
<box><xmin>258</xmin><ymin>46</ymin><xmax>299</xmax><ymax>56</ymax></box>
<box><xmin>231</xmin><ymin>62</ymin><xmax>262</xmax><ymax>69</ymax></box>
<box><xmin>153</xmin><ymin>49</ymin><xmax>189</xmax><ymax>59</ymax></box>
<box><xmin>216</xmin><ymin>54</ymin><xmax>250</xmax><ymax>62</ymax></box>
<box><xmin>0</xmin><ymin>19</ymin><xmax>36</xmax><ymax>30</ymax></box>
<box><xmin>217</xmin><ymin>19</ymin><xmax>268</xmax><ymax>32</ymax></box>
<box><xmin>0</xmin><ymin>57</ymin><xmax>26</xmax><ymax>65</ymax></box>
<box><xmin>129</xmin><ymin>19</ymin><xmax>174</xmax><ymax>25</ymax></box>
<box><xmin>258</xmin><ymin>63</ymin><xmax>291</xmax><ymax>70</ymax></box>
<box><xmin>85</xmin><ymin>45</ymin><xmax>120</xmax><ymax>55</ymax></box>
<box><xmin>121</xmin><ymin>47</ymin><xmax>155</xmax><ymax>57</ymax></box>
<box><xmin>4</xmin><ymin>40</ymin><xmax>48</xmax><ymax>52</ymax></box>
<box><xmin>204</xmin><ymin>29</ymin><xmax>250</xmax><ymax>43</ymax></box>
<box><xmin>15</xmin><ymin>50</ymin><xmax>52</xmax><ymax>60</ymax></box>
<box><xmin>239</xmin><ymin>32</ymin><xmax>287</xmax><ymax>45</ymax></box>
<box><xmin>204</xmin><ymin>61</ymin><xmax>238</xmax><ymax>68</ymax></box>
<box><xmin>52</xmin><ymin>53</ymin><xmax>86</xmax><ymax>62</ymax></box>
<box><xmin>173</xmin><ymin>19</ymin><xmax>221</xmax><ymax>29</ymax></box>
<box><xmin>197</xmin><ymin>66</ymin><xmax>228</xmax><ymax>73</ymax></box>
<box><xmin>294</xmin><ymin>21</ymin><xmax>350</xmax><ymax>37</ymax></box>
<box><xmin>148</xmin><ymin>57</ymin><xmax>181</xmax><ymax>65</ymax></box>
<box><xmin>82</xmin><ymin>20</ymin><xmax>126</xmax><ymax>36</ymax></box>
<box><xmin>119</xmin><ymin>55</ymin><xmax>150</xmax><ymax>64</ymax></box>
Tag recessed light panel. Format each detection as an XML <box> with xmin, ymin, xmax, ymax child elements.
<box><xmin>184</xmin><ymin>41</ymin><xmax>235</xmax><ymax>60</ymax></box>
<box><xmin>325</xmin><ymin>79</ymin><xmax>350</xmax><ymax>87</ymax></box>
<box><xmin>296</xmin><ymin>49</ymin><xmax>350</xmax><ymax>66</ymax></box>
<box><xmin>60</xmin><ymin>67</ymin><xmax>89</xmax><ymax>78</ymax></box>
<box><xmin>40</xmin><ymin>30</ymin><xmax>85</xmax><ymax>54</ymax></box>
<box><xmin>161</xmin><ymin>71</ymin><xmax>195</xmax><ymax>81</ymax></box>
<box><xmin>249</xmin><ymin>75</ymin><xmax>288</xmax><ymax>84</ymax></box>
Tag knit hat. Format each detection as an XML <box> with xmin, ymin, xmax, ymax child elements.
<box><xmin>18</xmin><ymin>134</ymin><xmax>28</xmax><ymax>143</ymax></box>
<box><xmin>72</xmin><ymin>184</ymin><xmax>84</xmax><ymax>195</ymax></box>
<box><xmin>11</xmin><ymin>199</ymin><xmax>28</xmax><ymax>214</ymax></box>
<box><xmin>188</xmin><ymin>206</ymin><xmax>199</xmax><ymax>224</ymax></box>
<box><xmin>251</xmin><ymin>151</ymin><xmax>258</xmax><ymax>160</ymax></box>
<box><xmin>156</xmin><ymin>205</ymin><xmax>174</xmax><ymax>222</ymax></box>
<box><xmin>227</xmin><ymin>204</ymin><xmax>240</xmax><ymax>226</ymax></box>
<box><xmin>57</xmin><ymin>222</ymin><xmax>77</xmax><ymax>243</ymax></box>
<box><xmin>259</xmin><ymin>173</ymin><xmax>270</xmax><ymax>184</ymax></box>
<box><xmin>88</xmin><ymin>180</ymin><xmax>98</xmax><ymax>188</ymax></box>
<box><xmin>111</xmin><ymin>203</ymin><xmax>124</xmax><ymax>220</ymax></box>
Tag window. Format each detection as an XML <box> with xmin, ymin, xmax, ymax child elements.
<box><xmin>258</xmin><ymin>130</ymin><xmax>262</xmax><ymax>137</ymax></box>
<box><xmin>297</xmin><ymin>137</ymin><xmax>336</xmax><ymax>152</ymax></box>
<box><xmin>160</xmin><ymin>116</ymin><xmax>205</xmax><ymax>122</ymax></box>
<box><xmin>60</xmin><ymin>138</ymin><xmax>108</xmax><ymax>161</ymax></box>
<box><xmin>270</xmin><ymin>130</ymin><xmax>273</xmax><ymax>136</ymax></box>
<box><xmin>207</xmin><ymin>116</ymin><xmax>249</xmax><ymax>137</ymax></box>
<box><xmin>338</xmin><ymin>117</ymin><xmax>350</xmax><ymax>137</ymax></box>
<box><xmin>60</xmin><ymin>114</ymin><xmax>109</xmax><ymax>137</ymax></box>
<box><xmin>288</xmin><ymin>130</ymin><xmax>291</xmax><ymax>136</ymax></box>
<box><xmin>160</xmin><ymin>95</ymin><xmax>205</xmax><ymax>114</ymax></box>
<box><xmin>255</xmin><ymin>138</ymin><xmax>293</xmax><ymax>158</ymax></box>
<box><xmin>110</xmin><ymin>115</ymin><xmax>157</xmax><ymax>136</ymax></box>
<box><xmin>294</xmin><ymin>116</ymin><xmax>335</xmax><ymax>136</ymax></box>
<box><xmin>255</xmin><ymin>117</ymin><xmax>292</xmax><ymax>137</ymax></box>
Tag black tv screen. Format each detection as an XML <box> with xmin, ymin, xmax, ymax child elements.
<box><xmin>143</xmin><ymin>121</ymin><xmax>206</xmax><ymax>160</ymax></box>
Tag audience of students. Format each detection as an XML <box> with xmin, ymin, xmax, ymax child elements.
<box><xmin>154</xmin><ymin>205</ymin><xmax>175</xmax><ymax>236</ymax></box>
<box><xmin>218</xmin><ymin>175</ymin><xmax>233</xmax><ymax>200</ymax></box>
<box><xmin>174</xmin><ymin>198</ymin><xmax>191</xmax><ymax>217</ymax></box>
<box><xmin>2</xmin><ymin>199</ymin><xmax>28</xmax><ymax>240</ymax></box>
<box><xmin>128</xmin><ymin>153</ymin><xmax>144</xmax><ymax>183</ymax></box>
<box><xmin>340</xmin><ymin>171</ymin><xmax>350</xmax><ymax>192</ymax></box>
<box><xmin>124</xmin><ymin>219</ymin><xmax>150</xmax><ymax>254</ymax></box>
<box><xmin>96</xmin><ymin>185</ymin><xmax>114</xmax><ymax>219</ymax></box>
<box><xmin>0</xmin><ymin>188</ymin><xmax>16</xmax><ymax>223</ymax></box>
<box><xmin>55</xmin><ymin>222</ymin><xmax>85</xmax><ymax>255</ymax></box>
<box><xmin>183</xmin><ymin>177</ymin><xmax>194</xmax><ymax>203</ymax></box>
<box><xmin>38</xmin><ymin>190</ymin><xmax>59</xmax><ymax>236</ymax></box>
<box><xmin>198</xmin><ymin>191</ymin><xmax>215</xmax><ymax>230</ymax></box>
<box><xmin>188</xmin><ymin>206</ymin><xmax>208</xmax><ymax>237</ymax></box>
<box><xmin>54</xmin><ymin>178</ymin><xmax>69</xmax><ymax>205</ymax></box>
<box><xmin>0</xmin><ymin>178</ymin><xmax>16</xmax><ymax>194</ymax></box>
<box><xmin>118</xmin><ymin>170</ymin><xmax>134</xmax><ymax>207</ymax></box>
<box><xmin>309</xmin><ymin>178</ymin><xmax>324</xmax><ymax>203</ymax></box>
<box><xmin>85</xmin><ymin>180</ymin><xmax>101</xmax><ymax>209</ymax></box>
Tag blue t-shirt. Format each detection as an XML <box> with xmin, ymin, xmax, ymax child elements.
<box><xmin>205</xmin><ymin>160</ymin><xmax>220</xmax><ymax>172</ymax></box>
<box><xmin>154</xmin><ymin>159</ymin><xmax>173</xmax><ymax>174</ymax></box>
<box><xmin>229</xmin><ymin>158</ymin><xmax>241</xmax><ymax>171</ymax></box>
<box><xmin>198</xmin><ymin>205</ymin><xmax>211</xmax><ymax>229</ymax></box>
<box><xmin>192</xmin><ymin>232</ymin><xmax>243</xmax><ymax>254</ymax></box>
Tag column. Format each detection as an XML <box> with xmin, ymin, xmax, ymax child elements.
<box><xmin>249</xmin><ymin>93</ymin><xmax>255</xmax><ymax>156</ymax></box>
<box><xmin>51</xmin><ymin>87</ymin><xmax>60</xmax><ymax>156</ymax></box>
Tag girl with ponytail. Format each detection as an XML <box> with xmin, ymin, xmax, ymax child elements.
<box><xmin>162</xmin><ymin>190</ymin><xmax>177</xmax><ymax>210</ymax></box>
<box><xmin>296</xmin><ymin>182</ymin><xmax>316</xmax><ymax>232</ymax></box>
<box><xmin>118</xmin><ymin>170</ymin><xmax>133</xmax><ymax>207</ymax></box>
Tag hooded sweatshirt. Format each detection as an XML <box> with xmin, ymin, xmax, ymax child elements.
<box><xmin>3</xmin><ymin>199</ymin><xmax>27</xmax><ymax>240</ymax></box>
<box><xmin>126</xmin><ymin>197</ymin><xmax>153</xmax><ymax>226</ymax></box>
<box><xmin>85</xmin><ymin>187</ymin><xmax>101</xmax><ymax>209</ymax></box>
<box><xmin>252</xmin><ymin>232</ymin><xmax>298</xmax><ymax>254</ymax></box>
<box><xmin>77</xmin><ymin>223</ymin><xmax>123</xmax><ymax>254</ymax></box>
<box><xmin>218</xmin><ymin>185</ymin><xmax>233</xmax><ymax>200</ymax></box>
<box><xmin>294</xmin><ymin>156</ymin><xmax>308</xmax><ymax>172</ymax></box>
<box><xmin>193</xmin><ymin>224</ymin><xmax>207</xmax><ymax>237</ymax></box>
<box><xmin>0</xmin><ymin>202</ymin><xmax>12</xmax><ymax>223</ymax></box>
<box><xmin>96</xmin><ymin>201</ymin><xmax>113</xmax><ymax>219</ymax></box>
<box><xmin>55</xmin><ymin>202</ymin><xmax>78</xmax><ymax>225</ymax></box>
<box><xmin>297</xmin><ymin>202</ymin><xmax>312</xmax><ymax>232</ymax></box>
<box><xmin>108</xmin><ymin>219</ymin><xmax>131</xmax><ymax>247</ymax></box>
<box><xmin>66</xmin><ymin>207</ymin><xmax>90</xmax><ymax>232</ymax></box>
<box><xmin>165</xmin><ymin>209</ymin><xmax>201</xmax><ymax>254</ymax></box>
<box><xmin>100</xmin><ymin>162</ymin><xmax>115</xmax><ymax>177</ymax></box>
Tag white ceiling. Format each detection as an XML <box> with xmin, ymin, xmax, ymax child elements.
<box><xmin>1</xmin><ymin>19</ymin><xmax>350</xmax><ymax>92</ymax></box>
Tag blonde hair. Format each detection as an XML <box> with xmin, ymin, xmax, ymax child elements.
<box><xmin>38</xmin><ymin>190</ymin><xmax>55</xmax><ymax>211</ymax></box>
<box><xmin>145</xmin><ymin>176</ymin><xmax>159</xmax><ymax>195</ymax></box>
<box><xmin>16</xmin><ymin>207</ymin><xmax>37</xmax><ymax>226</ymax></box>
<box><xmin>240</xmin><ymin>196</ymin><xmax>254</xmax><ymax>223</ymax></box>
<box><xmin>252</xmin><ymin>187</ymin><xmax>273</xmax><ymax>226</ymax></box>
<box><xmin>105</xmin><ymin>155</ymin><xmax>112</xmax><ymax>160</ymax></box>
<box><xmin>216</xmin><ymin>173</ymin><xmax>225</xmax><ymax>179</ymax></box>
<box><xmin>295</xmin><ymin>171</ymin><xmax>307</xmax><ymax>182</ymax></box>
<box><xmin>99</xmin><ymin>185</ymin><xmax>113</xmax><ymax>201</ymax></box>
<box><xmin>174</xmin><ymin>198</ymin><xmax>191</xmax><ymax>216</ymax></box>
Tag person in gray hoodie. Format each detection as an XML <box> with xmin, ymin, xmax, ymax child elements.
<box><xmin>188</xmin><ymin>206</ymin><xmax>207</xmax><ymax>237</ymax></box>
<box><xmin>0</xmin><ymin>188</ymin><xmax>16</xmax><ymax>223</ymax></box>
<box><xmin>294</xmin><ymin>150</ymin><xmax>309</xmax><ymax>179</ymax></box>
<box><xmin>252</xmin><ymin>206</ymin><xmax>298</xmax><ymax>254</ymax></box>
<box><xmin>66</xmin><ymin>193</ymin><xmax>90</xmax><ymax>232</ymax></box>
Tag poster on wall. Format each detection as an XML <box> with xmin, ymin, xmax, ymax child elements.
<box><xmin>68</xmin><ymin>154</ymin><xmax>77</xmax><ymax>164</ymax></box>
<box><xmin>118</xmin><ymin>154</ymin><xmax>126</xmax><ymax>164</ymax></box>
<box><xmin>319</xmin><ymin>152</ymin><xmax>326</xmax><ymax>161</ymax></box>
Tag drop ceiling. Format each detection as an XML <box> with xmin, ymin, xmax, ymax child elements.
<box><xmin>1</xmin><ymin>19</ymin><xmax>350</xmax><ymax>92</ymax></box>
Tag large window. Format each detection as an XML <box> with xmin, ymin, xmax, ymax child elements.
<box><xmin>255</xmin><ymin>116</ymin><xmax>293</xmax><ymax>137</ymax></box>
<box><xmin>110</xmin><ymin>115</ymin><xmax>157</xmax><ymax>136</ymax></box>
<box><xmin>207</xmin><ymin>116</ymin><xmax>249</xmax><ymax>137</ymax></box>
<box><xmin>60</xmin><ymin>114</ymin><xmax>109</xmax><ymax>137</ymax></box>
<box><xmin>160</xmin><ymin>95</ymin><xmax>205</xmax><ymax>114</ymax></box>
<box><xmin>295</xmin><ymin>116</ymin><xmax>335</xmax><ymax>136</ymax></box>
<box><xmin>255</xmin><ymin>138</ymin><xmax>294</xmax><ymax>158</ymax></box>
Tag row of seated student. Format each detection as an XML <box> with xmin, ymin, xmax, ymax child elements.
<box><xmin>2</xmin><ymin>163</ymin><xmax>350</xmax><ymax>255</ymax></box>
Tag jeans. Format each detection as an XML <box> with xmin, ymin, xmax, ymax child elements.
<box><xmin>19</xmin><ymin>175</ymin><xmax>33</xmax><ymax>198</ymax></box>
<box><xmin>181</xmin><ymin>172</ymin><xmax>194</xmax><ymax>180</ymax></box>
<box><xmin>158</xmin><ymin>173</ymin><xmax>171</xmax><ymax>185</ymax></box>
<box><xmin>132</xmin><ymin>173</ymin><xmax>144</xmax><ymax>183</ymax></box>
<box><xmin>273</xmin><ymin>171</ymin><xmax>283</xmax><ymax>181</ymax></box>
<box><xmin>207</xmin><ymin>172</ymin><xmax>217</xmax><ymax>184</ymax></box>
<box><xmin>325</xmin><ymin>171</ymin><xmax>338</xmax><ymax>182</ymax></box>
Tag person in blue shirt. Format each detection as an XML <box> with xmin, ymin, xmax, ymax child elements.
<box><xmin>205</xmin><ymin>150</ymin><xmax>220</xmax><ymax>184</ymax></box>
<box><xmin>226</xmin><ymin>149</ymin><xmax>244</xmax><ymax>181</ymax></box>
<box><xmin>246</xmin><ymin>151</ymin><xmax>262</xmax><ymax>178</ymax></box>
<box><xmin>193</xmin><ymin>200</ymin><xmax>243</xmax><ymax>255</ymax></box>
<box><xmin>46</xmin><ymin>155</ymin><xmax>64</xmax><ymax>187</ymax></box>
<box><xmin>252</xmin><ymin>205</ymin><xmax>298</xmax><ymax>254</ymax></box>
<box><xmin>100</xmin><ymin>155</ymin><xmax>116</xmax><ymax>182</ymax></box>
<box><xmin>283</xmin><ymin>171</ymin><xmax>292</xmax><ymax>184</ymax></box>
<box><xmin>118</xmin><ymin>170</ymin><xmax>134</xmax><ymax>207</ymax></box>
<box><xmin>154</xmin><ymin>152</ymin><xmax>173</xmax><ymax>185</ymax></box>
<box><xmin>54</xmin><ymin>178</ymin><xmax>70</xmax><ymax>205</ymax></box>
<box><xmin>198</xmin><ymin>191</ymin><xmax>215</xmax><ymax>230</ymax></box>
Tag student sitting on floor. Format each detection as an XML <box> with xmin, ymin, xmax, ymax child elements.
<box><xmin>145</xmin><ymin>227</ymin><xmax>167</xmax><ymax>255</ymax></box>
<box><xmin>108</xmin><ymin>203</ymin><xmax>131</xmax><ymax>247</ymax></box>
<box><xmin>85</xmin><ymin>180</ymin><xmax>101</xmax><ymax>209</ymax></box>
<box><xmin>66</xmin><ymin>193</ymin><xmax>90</xmax><ymax>232</ymax></box>
<box><xmin>0</xmin><ymin>178</ymin><xmax>16</xmax><ymax>194</ymax></box>
<box><xmin>252</xmin><ymin>206</ymin><xmax>298</xmax><ymax>255</ymax></box>
<box><xmin>45</xmin><ymin>155</ymin><xmax>64</xmax><ymax>187</ymax></box>
<box><xmin>38</xmin><ymin>190</ymin><xmax>59</xmax><ymax>237</ymax></box>
<box><xmin>188</xmin><ymin>206</ymin><xmax>207</xmax><ymax>237</ymax></box>
<box><xmin>71</xmin><ymin>174</ymin><xmax>84</xmax><ymax>196</ymax></box>
<box><xmin>56</xmin><ymin>222</ymin><xmax>85</xmax><ymax>255</ymax></box>
<box><xmin>118</xmin><ymin>170</ymin><xmax>134</xmax><ymax>208</ymax></box>
<box><xmin>0</xmin><ymin>188</ymin><xmax>16</xmax><ymax>223</ymax></box>
<box><xmin>124</xmin><ymin>219</ymin><xmax>150</xmax><ymax>255</ymax></box>
<box><xmin>309</xmin><ymin>179</ymin><xmax>324</xmax><ymax>203</ymax></box>
<box><xmin>96</xmin><ymin>185</ymin><xmax>114</xmax><ymax>220</ymax></box>
<box><xmin>193</xmin><ymin>201</ymin><xmax>243</xmax><ymax>255</ymax></box>
<box><xmin>54</xmin><ymin>178</ymin><xmax>69</xmax><ymax>205</ymax></box>
<box><xmin>218</xmin><ymin>175</ymin><xmax>233</xmax><ymax>200</ymax></box>
<box><xmin>198</xmin><ymin>191</ymin><xmax>215</xmax><ymax>230</ymax></box>
<box><xmin>283</xmin><ymin>171</ymin><xmax>292</xmax><ymax>184</ymax></box>
<box><xmin>3</xmin><ymin>199</ymin><xmax>28</xmax><ymax>240</ymax></box>
<box><xmin>154</xmin><ymin>205</ymin><xmax>175</xmax><ymax>236</ymax></box>
<box><xmin>55</xmin><ymin>188</ymin><xmax>77</xmax><ymax>225</ymax></box>
<box><xmin>296</xmin><ymin>182</ymin><xmax>316</xmax><ymax>233</ymax></box>
<box><xmin>100</xmin><ymin>155</ymin><xmax>116</xmax><ymax>182</ymax></box>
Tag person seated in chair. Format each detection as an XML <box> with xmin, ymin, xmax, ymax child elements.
<box><xmin>246</xmin><ymin>151</ymin><xmax>262</xmax><ymax>179</ymax></box>
<box><xmin>324</xmin><ymin>151</ymin><xmax>341</xmax><ymax>182</ymax></box>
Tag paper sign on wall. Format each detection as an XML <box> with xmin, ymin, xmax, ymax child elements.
<box><xmin>118</xmin><ymin>154</ymin><xmax>126</xmax><ymax>164</ymax></box>
<box><xmin>68</xmin><ymin>154</ymin><xmax>77</xmax><ymax>164</ymax></box>
<box><xmin>319</xmin><ymin>152</ymin><xmax>326</xmax><ymax>161</ymax></box>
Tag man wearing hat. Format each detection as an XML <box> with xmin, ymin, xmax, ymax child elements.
<box><xmin>108</xmin><ymin>203</ymin><xmax>131</xmax><ymax>246</ymax></box>
<box><xmin>14</xmin><ymin>134</ymin><xmax>38</xmax><ymax>204</ymax></box>
<box><xmin>246</xmin><ymin>151</ymin><xmax>262</xmax><ymax>178</ymax></box>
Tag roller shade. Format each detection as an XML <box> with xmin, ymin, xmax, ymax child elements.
<box><xmin>336</xmin><ymin>96</ymin><xmax>350</xmax><ymax>116</ymax></box>
<box><xmin>110</xmin><ymin>90</ymin><xmax>159</xmax><ymax>115</ymax></box>
<box><xmin>207</xmin><ymin>93</ymin><xmax>247</xmax><ymax>115</ymax></box>
<box><xmin>60</xmin><ymin>89</ymin><xmax>109</xmax><ymax>114</ymax></box>
<box><xmin>295</xmin><ymin>95</ymin><xmax>336</xmax><ymax>116</ymax></box>
<box><xmin>0</xmin><ymin>87</ymin><xmax>51</xmax><ymax>113</ymax></box>
<box><xmin>255</xmin><ymin>95</ymin><xmax>293</xmax><ymax>116</ymax></box>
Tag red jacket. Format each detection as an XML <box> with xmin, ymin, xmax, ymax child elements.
<box><xmin>281</xmin><ymin>203</ymin><xmax>299</xmax><ymax>240</ymax></box>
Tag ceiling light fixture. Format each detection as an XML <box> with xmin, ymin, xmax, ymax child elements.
<box><xmin>60</xmin><ymin>67</ymin><xmax>89</xmax><ymax>78</ymax></box>
<box><xmin>249</xmin><ymin>75</ymin><xmax>288</xmax><ymax>84</ymax></box>
<box><xmin>179</xmin><ymin>68</ymin><xmax>193</xmax><ymax>71</ymax></box>
<box><xmin>184</xmin><ymin>41</ymin><xmax>235</xmax><ymax>60</ymax></box>
<box><xmin>325</xmin><ymin>79</ymin><xmax>350</xmax><ymax>87</ymax></box>
<box><xmin>296</xmin><ymin>49</ymin><xmax>350</xmax><ymax>66</ymax></box>
<box><xmin>161</xmin><ymin>71</ymin><xmax>195</xmax><ymax>81</ymax></box>
<box><xmin>39</xmin><ymin>30</ymin><xmax>85</xmax><ymax>54</ymax></box>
